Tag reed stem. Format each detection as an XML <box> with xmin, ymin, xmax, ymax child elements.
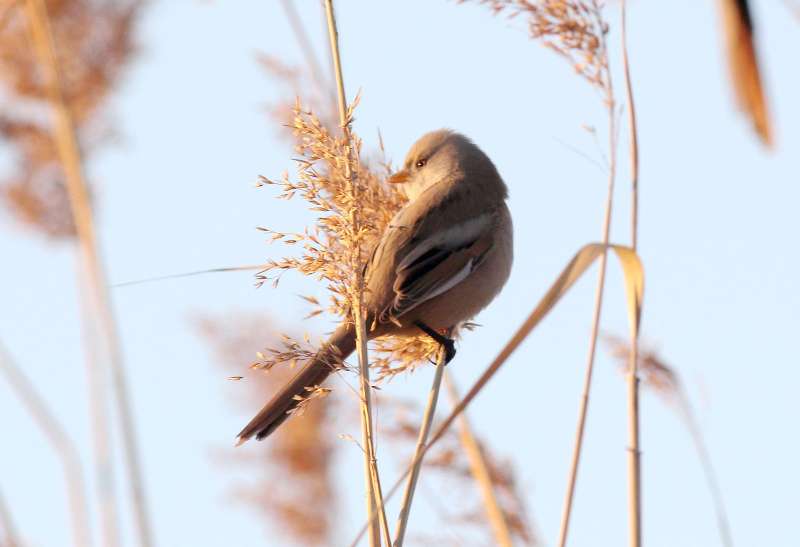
<box><xmin>621</xmin><ymin>3</ymin><xmax>643</xmax><ymax>545</ymax></box>
<box><xmin>0</xmin><ymin>339</ymin><xmax>93</xmax><ymax>547</ymax></box>
<box><xmin>0</xmin><ymin>488</ymin><xmax>20</xmax><ymax>547</ymax></box>
<box><xmin>393</xmin><ymin>347</ymin><xmax>447</xmax><ymax>546</ymax></box>
<box><xmin>445</xmin><ymin>373</ymin><xmax>513</xmax><ymax>547</ymax></box>
<box><xmin>322</xmin><ymin>1</ymin><xmax>391</xmax><ymax>544</ymax></box>
<box><xmin>556</xmin><ymin>61</ymin><xmax>617</xmax><ymax>547</ymax></box>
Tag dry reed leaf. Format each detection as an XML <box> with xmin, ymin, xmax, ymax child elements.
<box><xmin>716</xmin><ymin>0</ymin><xmax>772</xmax><ymax>146</ymax></box>
<box><xmin>424</xmin><ymin>243</ymin><xmax>644</xmax><ymax>465</ymax></box>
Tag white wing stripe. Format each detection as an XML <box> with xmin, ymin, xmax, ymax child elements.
<box><xmin>397</xmin><ymin>213</ymin><xmax>491</xmax><ymax>272</ymax></box>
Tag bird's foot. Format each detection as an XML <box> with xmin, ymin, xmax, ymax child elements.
<box><xmin>414</xmin><ymin>321</ymin><xmax>456</xmax><ymax>365</ymax></box>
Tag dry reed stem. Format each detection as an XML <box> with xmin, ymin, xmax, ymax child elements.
<box><xmin>393</xmin><ymin>346</ymin><xmax>448</xmax><ymax>546</ymax></box>
<box><xmin>676</xmin><ymin>390</ymin><xmax>733</xmax><ymax>547</ymax></box>
<box><xmin>620</xmin><ymin>3</ymin><xmax>642</xmax><ymax>546</ymax></box>
<box><xmin>556</xmin><ymin>32</ymin><xmax>618</xmax><ymax>547</ymax></box>
<box><xmin>557</xmin><ymin>142</ymin><xmax>615</xmax><ymax>547</ymax></box>
<box><xmin>444</xmin><ymin>373</ymin><xmax>514</xmax><ymax>547</ymax></box>
<box><xmin>0</xmin><ymin>488</ymin><xmax>20</xmax><ymax>547</ymax></box>
<box><xmin>78</xmin><ymin>269</ymin><xmax>120</xmax><ymax>547</ymax></box>
<box><xmin>621</xmin><ymin>0</ymin><xmax>639</xmax><ymax>253</ymax></box>
<box><xmin>604</xmin><ymin>336</ymin><xmax>733</xmax><ymax>547</ymax></box>
<box><xmin>322</xmin><ymin>1</ymin><xmax>390</xmax><ymax>545</ymax></box>
<box><xmin>0</xmin><ymin>339</ymin><xmax>93</xmax><ymax>547</ymax></box>
<box><xmin>23</xmin><ymin>1</ymin><xmax>152</xmax><ymax>546</ymax></box>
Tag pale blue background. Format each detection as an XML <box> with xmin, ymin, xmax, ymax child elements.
<box><xmin>1</xmin><ymin>1</ymin><xmax>798</xmax><ymax>546</ymax></box>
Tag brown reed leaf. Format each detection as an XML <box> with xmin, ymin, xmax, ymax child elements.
<box><xmin>717</xmin><ymin>0</ymin><xmax>772</xmax><ymax>146</ymax></box>
<box><xmin>0</xmin><ymin>0</ymin><xmax>143</xmax><ymax>239</ymax></box>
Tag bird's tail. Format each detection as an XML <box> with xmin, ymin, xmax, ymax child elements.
<box><xmin>236</xmin><ymin>324</ymin><xmax>356</xmax><ymax>444</ymax></box>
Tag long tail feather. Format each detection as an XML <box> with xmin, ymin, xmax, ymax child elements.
<box><xmin>236</xmin><ymin>324</ymin><xmax>356</xmax><ymax>444</ymax></box>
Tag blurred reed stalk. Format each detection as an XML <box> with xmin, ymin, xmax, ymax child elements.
<box><xmin>22</xmin><ymin>1</ymin><xmax>153</xmax><ymax>546</ymax></box>
<box><xmin>393</xmin><ymin>346</ymin><xmax>448</xmax><ymax>546</ymax></box>
<box><xmin>0</xmin><ymin>339</ymin><xmax>93</xmax><ymax>547</ymax></box>
<box><xmin>0</xmin><ymin>482</ymin><xmax>20</xmax><ymax>547</ymax></box>
<box><xmin>279</xmin><ymin>0</ymin><xmax>331</xmax><ymax>104</ymax></box>
<box><xmin>620</xmin><ymin>2</ymin><xmax>643</xmax><ymax>546</ymax></box>
<box><xmin>444</xmin><ymin>373</ymin><xmax>513</xmax><ymax>547</ymax></box>
<box><xmin>322</xmin><ymin>1</ymin><xmax>391</xmax><ymax>545</ymax></box>
<box><xmin>675</xmin><ymin>391</ymin><xmax>733</xmax><ymax>547</ymax></box>
<box><xmin>78</xmin><ymin>269</ymin><xmax>120</xmax><ymax>547</ymax></box>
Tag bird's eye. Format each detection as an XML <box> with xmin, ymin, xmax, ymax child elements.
<box><xmin>415</xmin><ymin>159</ymin><xmax>427</xmax><ymax>168</ymax></box>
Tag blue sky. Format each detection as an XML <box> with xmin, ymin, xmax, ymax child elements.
<box><xmin>1</xmin><ymin>1</ymin><xmax>799</xmax><ymax>546</ymax></box>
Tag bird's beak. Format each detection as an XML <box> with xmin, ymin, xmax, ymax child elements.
<box><xmin>387</xmin><ymin>169</ymin><xmax>410</xmax><ymax>184</ymax></box>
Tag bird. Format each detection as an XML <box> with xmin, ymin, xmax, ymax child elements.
<box><xmin>237</xmin><ymin>129</ymin><xmax>514</xmax><ymax>444</ymax></box>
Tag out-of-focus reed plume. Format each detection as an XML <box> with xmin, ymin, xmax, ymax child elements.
<box><xmin>604</xmin><ymin>334</ymin><xmax>734</xmax><ymax>547</ymax></box>
<box><xmin>383</xmin><ymin>396</ymin><xmax>538</xmax><ymax>546</ymax></box>
<box><xmin>196</xmin><ymin>313</ymin><xmax>336</xmax><ymax>545</ymax></box>
<box><xmin>0</xmin><ymin>0</ymin><xmax>142</xmax><ymax>238</ymax></box>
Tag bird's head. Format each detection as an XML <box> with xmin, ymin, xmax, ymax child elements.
<box><xmin>388</xmin><ymin>129</ymin><xmax>506</xmax><ymax>201</ymax></box>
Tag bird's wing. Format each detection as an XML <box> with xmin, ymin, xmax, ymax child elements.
<box><xmin>378</xmin><ymin>210</ymin><xmax>495</xmax><ymax>322</ymax></box>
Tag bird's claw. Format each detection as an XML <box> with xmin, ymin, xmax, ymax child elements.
<box><xmin>441</xmin><ymin>337</ymin><xmax>456</xmax><ymax>364</ymax></box>
<box><xmin>414</xmin><ymin>320</ymin><xmax>456</xmax><ymax>365</ymax></box>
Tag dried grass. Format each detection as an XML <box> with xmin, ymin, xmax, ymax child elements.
<box><xmin>251</xmin><ymin>101</ymin><xmax>436</xmax><ymax>382</ymax></box>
